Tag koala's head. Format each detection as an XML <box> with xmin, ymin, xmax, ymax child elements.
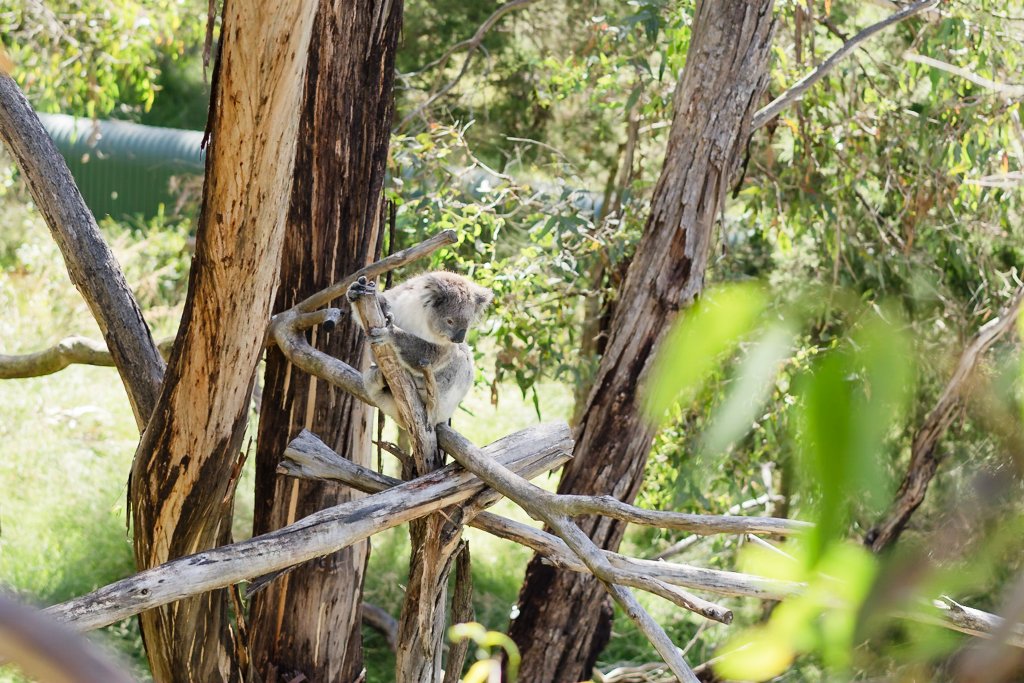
<box><xmin>420</xmin><ymin>272</ymin><xmax>493</xmax><ymax>345</ymax></box>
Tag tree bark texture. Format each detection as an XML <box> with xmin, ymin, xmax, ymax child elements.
<box><xmin>248</xmin><ymin>2</ymin><xmax>402</xmax><ymax>682</ymax></box>
<box><xmin>507</xmin><ymin>2</ymin><xmax>777</xmax><ymax>680</ymax></box>
<box><xmin>128</xmin><ymin>1</ymin><xmax>319</xmax><ymax>680</ymax></box>
<box><xmin>0</xmin><ymin>75</ymin><xmax>165</xmax><ymax>427</ymax></box>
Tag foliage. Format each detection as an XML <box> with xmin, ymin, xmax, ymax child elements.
<box><xmin>0</xmin><ymin>0</ymin><xmax>208</xmax><ymax>119</ymax></box>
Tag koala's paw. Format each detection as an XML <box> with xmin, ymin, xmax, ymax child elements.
<box><xmin>367</xmin><ymin>325</ymin><xmax>392</xmax><ymax>345</ymax></box>
<box><xmin>346</xmin><ymin>276</ymin><xmax>377</xmax><ymax>303</ymax></box>
<box><xmin>365</xmin><ymin>364</ymin><xmax>387</xmax><ymax>391</ymax></box>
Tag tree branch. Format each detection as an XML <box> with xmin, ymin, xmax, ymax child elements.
<box><xmin>902</xmin><ymin>52</ymin><xmax>1024</xmax><ymax>98</ymax></box>
<box><xmin>294</xmin><ymin>229</ymin><xmax>457</xmax><ymax>313</ymax></box>
<box><xmin>752</xmin><ymin>0</ymin><xmax>940</xmax><ymax>131</ymax></box>
<box><xmin>866</xmin><ymin>287</ymin><xmax>1024</xmax><ymax>552</ymax></box>
<box><xmin>0</xmin><ymin>74</ymin><xmax>165</xmax><ymax>427</ymax></box>
<box><xmin>434</xmin><ymin>426</ymin><xmax>703</xmax><ymax>682</ymax></box>
<box><xmin>0</xmin><ymin>336</ymin><xmax>174</xmax><ymax>379</ymax></box>
<box><xmin>46</xmin><ymin>425</ymin><xmax>572</xmax><ymax>631</ymax></box>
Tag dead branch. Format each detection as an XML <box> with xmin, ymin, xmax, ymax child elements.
<box><xmin>46</xmin><ymin>425</ymin><xmax>572</xmax><ymax>632</ymax></box>
<box><xmin>0</xmin><ymin>74</ymin><xmax>165</xmax><ymax>427</ymax></box>
<box><xmin>0</xmin><ymin>336</ymin><xmax>175</xmax><ymax>379</ymax></box>
<box><xmin>282</xmin><ymin>442</ymin><xmax>736</xmax><ymax>621</ymax></box>
<box><xmin>435</xmin><ymin>426</ymin><xmax>703</xmax><ymax>682</ymax></box>
<box><xmin>752</xmin><ymin>0</ymin><xmax>939</xmax><ymax>131</ymax></box>
<box><xmin>288</xmin><ymin>441</ymin><xmax>1024</xmax><ymax>651</ymax></box>
<box><xmin>903</xmin><ymin>52</ymin><xmax>1024</xmax><ymax>98</ymax></box>
<box><xmin>937</xmin><ymin>595</ymin><xmax>1024</xmax><ymax>650</ymax></box>
<box><xmin>294</xmin><ymin>229</ymin><xmax>457</xmax><ymax>314</ymax></box>
<box><xmin>280</xmin><ymin>443</ymin><xmax>800</xmax><ymax>602</ymax></box>
<box><xmin>651</xmin><ymin>494</ymin><xmax>784</xmax><ymax>560</ymax></box>
<box><xmin>866</xmin><ymin>288</ymin><xmax>1024</xmax><ymax>552</ymax></box>
<box><xmin>552</xmin><ymin>494</ymin><xmax>807</xmax><ymax>537</ymax></box>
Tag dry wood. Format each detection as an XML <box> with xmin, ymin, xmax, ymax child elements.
<box><xmin>552</xmin><ymin>494</ymin><xmax>808</xmax><ymax>537</ymax></box>
<box><xmin>866</xmin><ymin>288</ymin><xmax>1024</xmax><ymax>552</ymax></box>
<box><xmin>935</xmin><ymin>596</ymin><xmax>1024</xmax><ymax>650</ymax></box>
<box><xmin>47</xmin><ymin>425</ymin><xmax>571</xmax><ymax>632</ymax></box>
<box><xmin>278</xmin><ymin>441</ymin><xmax>802</xmax><ymax>603</ymax></box>
<box><xmin>0</xmin><ymin>336</ymin><xmax>174</xmax><ymax>379</ymax></box>
<box><xmin>126</xmin><ymin>2</ymin><xmax>321</xmax><ymax>679</ymax></box>
<box><xmin>751</xmin><ymin>0</ymin><xmax>940</xmax><ymax>131</ymax></box>
<box><xmin>432</xmin><ymin>426</ymin><xmax>702</xmax><ymax>682</ymax></box>
<box><xmin>0</xmin><ymin>75</ymin><xmax>165</xmax><ymax>427</ymax></box>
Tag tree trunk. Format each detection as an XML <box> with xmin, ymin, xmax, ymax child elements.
<box><xmin>247</xmin><ymin>2</ymin><xmax>402</xmax><ymax>682</ymax></box>
<box><xmin>507</xmin><ymin>2</ymin><xmax>776</xmax><ymax>680</ymax></box>
<box><xmin>128</xmin><ymin>1</ymin><xmax>319</xmax><ymax>680</ymax></box>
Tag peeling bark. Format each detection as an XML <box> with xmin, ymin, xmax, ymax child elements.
<box><xmin>128</xmin><ymin>1</ymin><xmax>319</xmax><ymax>680</ymax></box>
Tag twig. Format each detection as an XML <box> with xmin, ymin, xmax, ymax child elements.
<box><xmin>752</xmin><ymin>0</ymin><xmax>940</xmax><ymax>130</ymax></box>
<box><xmin>294</xmin><ymin>229</ymin><xmax>456</xmax><ymax>314</ymax></box>
<box><xmin>397</xmin><ymin>0</ymin><xmax>540</xmax><ymax>131</ymax></box>
<box><xmin>866</xmin><ymin>287</ymin><xmax>1024</xmax><ymax>552</ymax></box>
<box><xmin>0</xmin><ymin>336</ymin><xmax>175</xmax><ymax>379</ymax></box>
<box><xmin>902</xmin><ymin>52</ymin><xmax>1024</xmax><ymax>98</ymax></box>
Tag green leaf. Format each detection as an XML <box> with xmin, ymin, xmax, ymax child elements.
<box><xmin>701</xmin><ymin>323</ymin><xmax>796</xmax><ymax>455</ymax></box>
<box><xmin>714</xmin><ymin>627</ymin><xmax>795</xmax><ymax>682</ymax></box>
<box><xmin>644</xmin><ymin>282</ymin><xmax>767</xmax><ymax>422</ymax></box>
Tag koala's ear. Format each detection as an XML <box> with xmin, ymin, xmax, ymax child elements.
<box><xmin>421</xmin><ymin>275</ymin><xmax>445</xmax><ymax>307</ymax></box>
<box><xmin>473</xmin><ymin>285</ymin><xmax>494</xmax><ymax>312</ymax></box>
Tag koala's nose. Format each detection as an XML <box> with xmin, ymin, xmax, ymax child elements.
<box><xmin>451</xmin><ymin>328</ymin><xmax>467</xmax><ymax>343</ymax></box>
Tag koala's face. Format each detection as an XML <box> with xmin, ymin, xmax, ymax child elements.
<box><xmin>423</xmin><ymin>274</ymin><xmax>493</xmax><ymax>345</ymax></box>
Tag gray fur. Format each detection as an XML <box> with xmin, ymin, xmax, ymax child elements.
<box><xmin>350</xmin><ymin>272</ymin><xmax>492</xmax><ymax>425</ymax></box>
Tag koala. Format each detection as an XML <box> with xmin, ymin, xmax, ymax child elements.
<box><xmin>348</xmin><ymin>271</ymin><xmax>493</xmax><ymax>426</ymax></box>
